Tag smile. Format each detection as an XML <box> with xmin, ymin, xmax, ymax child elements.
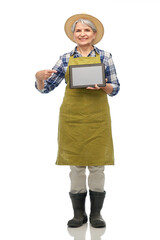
<box><xmin>79</xmin><ymin>38</ymin><xmax>88</xmax><ymax>40</ymax></box>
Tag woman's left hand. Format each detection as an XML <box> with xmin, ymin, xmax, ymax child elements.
<box><xmin>86</xmin><ymin>79</ymin><xmax>113</xmax><ymax>94</ymax></box>
<box><xmin>86</xmin><ymin>79</ymin><xmax>108</xmax><ymax>90</ymax></box>
<box><xmin>86</xmin><ymin>84</ymin><xmax>101</xmax><ymax>90</ymax></box>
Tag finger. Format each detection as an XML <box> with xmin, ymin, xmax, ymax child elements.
<box><xmin>44</xmin><ymin>73</ymin><xmax>54</xmax><ymax>80</ymax></box>
<box><xmin>95</xmin><ymin>84</ymin><xmax>100</xmax><ymax>90</ymax></box>
<box><xmin>86</xmin><ymin>87</ymin><xmax>96</xmax><ymax>90</ymax></box>
<box><xmin>47</xmin><ymin>70</ymin><xmax>57</xmax><ymax>73</ymax></box>
<box><xmin>46</xmin><ymin>70</ymin><xmax>57</xmax><ymax>79</ymax></box>
<box><xmin>105</xmin><ymin>78</ymin><xmax>108</xmax><ymax>82</ymax></box>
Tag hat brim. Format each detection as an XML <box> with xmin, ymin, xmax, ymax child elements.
<box><xmin>64</xmin><ymin>13</ymin><xmax>104</xmax><ymax>45</ymax></box>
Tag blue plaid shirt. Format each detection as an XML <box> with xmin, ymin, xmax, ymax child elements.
<box><xmin>35</xmin><ymin>46</ymin><xmax>120</xmax><ymax>96</ymax></box>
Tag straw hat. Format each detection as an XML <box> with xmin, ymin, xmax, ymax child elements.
<box><xmin>64</xmin><ymin>13</ymin><xmax>104</xmax><ymax>45</ymax></box>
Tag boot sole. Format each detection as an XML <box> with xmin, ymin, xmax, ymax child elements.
<box><xmin>90</xmin><ymin>218</ymin><xmax>106</xmax><ymax>228</ymax></box>
<box><xmin>90</xmin><ymin>223</ymin><xmax>106</xmax><ymax>228</ymax></box>
<box><xmin>68</xmin><ymin>216</ymin><xmax>88</xmax><ymax>228</ymax></box>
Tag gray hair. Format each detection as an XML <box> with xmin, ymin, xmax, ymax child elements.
<box><xmin>71</xmin><ymin>19</ymin><xmax>97</xmax><ymax>33</ymax></box>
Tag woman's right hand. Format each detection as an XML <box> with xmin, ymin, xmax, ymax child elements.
<box><xmin>35</xmin><ymin>69</ymin><xmax>57</xmax><ymax>81</ymax></box>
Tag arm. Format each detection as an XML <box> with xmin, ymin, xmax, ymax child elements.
<box><xmin>103</xmin><ymin>53</ymin><xmax>120</xmax><ymax>96</ymax></box>
<box><xmin>87</xmin><ymin>53</ymin><xmax>120</xmax><ymax>95</ymax></box>
<box><xmin>35</xmin><ymin>57</ymin><xmax>65</xmax><ymax>93</ymax></box>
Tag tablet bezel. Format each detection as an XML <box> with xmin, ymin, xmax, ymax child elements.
<box><xmin>69</xmin><ymin>63</ymin><xmax>106</xmax><ymax>89</ymax></box>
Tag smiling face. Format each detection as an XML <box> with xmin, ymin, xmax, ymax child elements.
<box><xmin>73</xmin><ymin>22</ymin><xmax>97</xmax><ymax>47</ymax></box>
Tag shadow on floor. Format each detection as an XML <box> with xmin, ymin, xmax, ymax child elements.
<box><xmin>67</xmin><ymin>223</ymin><xmax>106</xmax><ymax>240</ymax></box>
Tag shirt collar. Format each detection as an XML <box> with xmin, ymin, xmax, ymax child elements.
<box><xmin>70</xmin><ymin>46</ymin><xmax>100</xmax><ymax>57</ymax></box>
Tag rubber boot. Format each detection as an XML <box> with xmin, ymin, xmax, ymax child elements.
<box><xmin>89</xmin><ymin>190</ymin><xmax>106</xmax><ymax>228</ymax></box>
<box><xmin>68</xmin><ymin>192</ymin><xmax>88</xmax><ymax>228</ymax></box>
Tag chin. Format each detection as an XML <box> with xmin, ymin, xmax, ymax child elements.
<box><xmin>78</xmin><ymin>42</ymin><xmax>92</xmax><ymax>47</ymax></box>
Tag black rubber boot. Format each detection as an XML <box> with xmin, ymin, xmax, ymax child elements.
<box><xmin>68</xmin><ymin>192</ymin><xmax>88</xmax><ymax>228</ymax></box>
<box><xmin>89</xmin><ymin>190</ymin><xmax>106</xmax><ymax>228</ymax></box>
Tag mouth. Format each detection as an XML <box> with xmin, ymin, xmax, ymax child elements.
<box><xmin>79</xmin><ymin>38</ymin><xmax>88</xmax><ymax>41</ymax></box>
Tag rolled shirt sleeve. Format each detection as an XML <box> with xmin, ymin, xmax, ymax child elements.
<box><xmin>103</xmin><ymin>52</ymin><xmax>120</xmax><ymax>96</ymax></box>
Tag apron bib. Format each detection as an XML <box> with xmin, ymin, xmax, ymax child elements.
<box><xmin>56</xmin><ymin>53</ymin><xmax>114</xmax><ymax>166</ymax></box>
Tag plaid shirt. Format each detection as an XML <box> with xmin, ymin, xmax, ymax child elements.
<box><xmin>35</xmin><ymin>46</ymin><xmax>120</xmax><ymax>96</ymax></box>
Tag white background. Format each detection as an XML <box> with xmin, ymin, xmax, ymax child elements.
<box><xmin>0</xmin><ymin>0</ymin><xmax>160</xmax><ymax>239</ymax></box>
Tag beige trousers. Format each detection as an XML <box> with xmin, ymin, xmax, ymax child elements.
<box><xmin>70</xmin><ymin>166</ymin><xmax>105</xmax><ymax>193</ymax></box>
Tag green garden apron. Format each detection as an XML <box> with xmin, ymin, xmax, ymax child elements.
<box><xmin>56</xmin><ymin>53</ymin><xmax>114</xmax><ymax>166</ymax></box>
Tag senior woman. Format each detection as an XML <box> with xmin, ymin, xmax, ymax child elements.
<box><xmin>35</xmin><ymin>13</ymin><xmax>120</xmax><ymax>228</ymax></box>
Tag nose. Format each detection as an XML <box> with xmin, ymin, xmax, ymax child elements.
<box><xmin>80</xmin><ymin>30</ymin><xmax>85</xmax><ymax>36</ymax></box>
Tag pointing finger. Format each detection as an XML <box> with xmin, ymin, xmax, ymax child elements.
<box><xmin>47</xmin><ymin>70</ymin><xmax>57</xmax><ymax>73</ymax></box>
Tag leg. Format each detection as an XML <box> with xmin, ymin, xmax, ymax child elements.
<box><xmin>70</xmin><ymin>166</ymin><xmax>87</xmax><ymax>193</ymax></box>
<box><xmin>68</xmin><ymin>166</ymin><xmax>88</xmax><ymax>227</ymax></box>
<box><xmin>88</xmin><ymin>166</ymin><xmax>106</xmax><ymax>228</ymax></box>
<box><xmin>88</xmin><ymin>166</ymin><xmax>105</xmax><ymax>192</ymax></box>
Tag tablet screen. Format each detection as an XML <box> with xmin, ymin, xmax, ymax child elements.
<box><xmin>69</xmin><ymin>63</ymin><xmax>105</xmax><ymax>88</ymax></box>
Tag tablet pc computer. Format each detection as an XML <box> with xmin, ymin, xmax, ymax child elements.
<box><xmin>69</xmin><ymin>63</ymin><xmax>106</xmax><ymax>89</ymax></box>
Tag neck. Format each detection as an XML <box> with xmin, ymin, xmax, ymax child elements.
<box><xmin>77</xmin><ymin>45</ymin><xmax>94</xmax><ymax>57</ymax></box>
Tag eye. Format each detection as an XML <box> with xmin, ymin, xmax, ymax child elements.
<box><xmin>75</xmin><ymin>29</ymin><xmax>81</xmax><ymax>32</ymax></box>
